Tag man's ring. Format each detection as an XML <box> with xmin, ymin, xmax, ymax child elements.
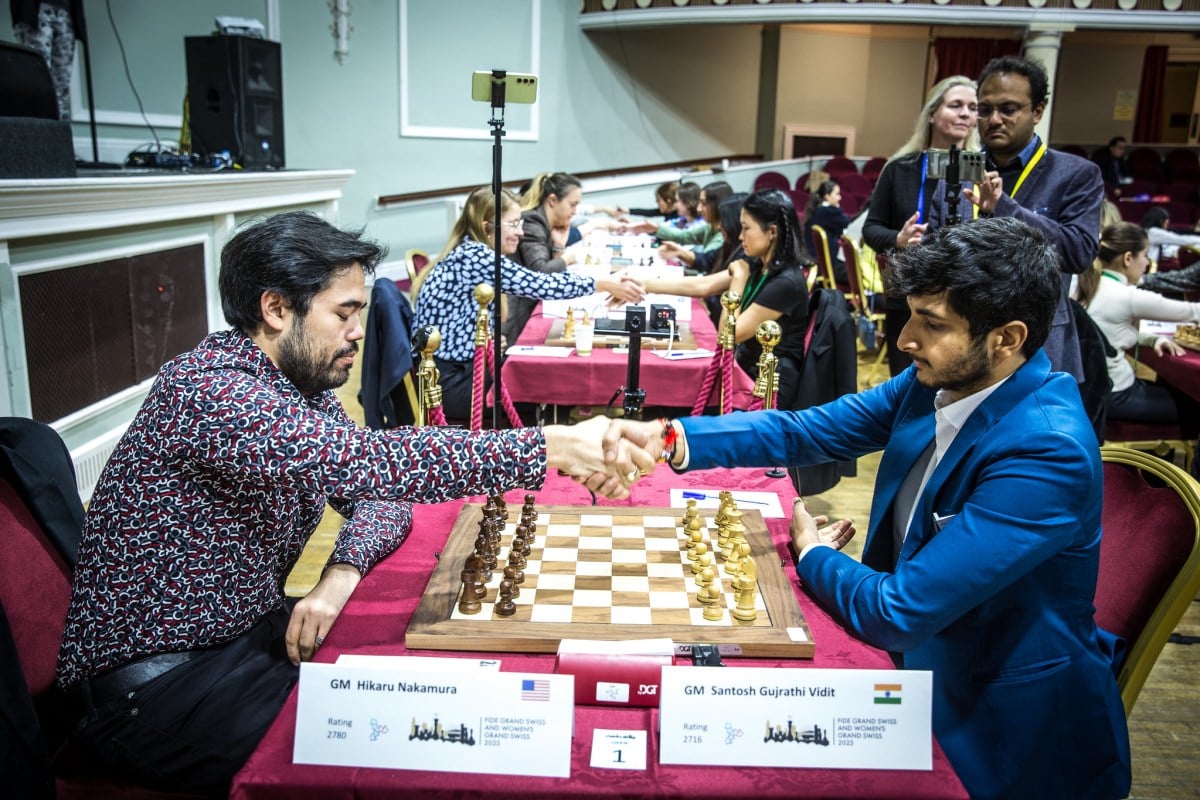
<box><xmin>315</xmin><ymin>634</ymin><xmax>325</xmax><ymax>647</ymax></box>
<box><xmin>626</xmin><ymin>469</ymin><xmax>639</xmax><ymax>482</ymax></box>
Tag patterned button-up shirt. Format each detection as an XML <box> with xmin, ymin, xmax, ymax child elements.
<box><xmin>57</xmin><ymin>330</ymin><xmax>544</xmax><ymax>685</ymax></box>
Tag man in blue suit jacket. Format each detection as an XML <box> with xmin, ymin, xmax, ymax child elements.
<box><xmin>595</xmin><ymin>217</ymin><xmax>1130</xmax><ymax>800</ymax></box>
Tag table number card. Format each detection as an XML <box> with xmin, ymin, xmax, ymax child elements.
<box><xmin>659</xmin><ymin>666</ymin><xmax>932</xmax><ymax>770</ymax></box>
<box><xmin>294</xmin><ymin>663</ymin><xmax>574</xmax><ymax>777</ymax></box>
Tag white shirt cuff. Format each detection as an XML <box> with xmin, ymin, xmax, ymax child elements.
<box><xmin>797</xmin><ymin>541</ymin><xmax>834</xmax><ymax>564</ymax></box>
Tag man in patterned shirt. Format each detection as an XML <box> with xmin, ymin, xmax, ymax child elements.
<box><xmin>56</xmin><ymin>211</ymin><xmax>651</xmax><ymax>795</ymax></box>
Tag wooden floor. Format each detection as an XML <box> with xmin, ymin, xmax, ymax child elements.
<box><xmin>288</xmin><ymin>345</ymin><xmax>1200</xmax><ymax>798</ymax></box>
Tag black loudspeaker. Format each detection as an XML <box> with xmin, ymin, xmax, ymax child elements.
<box><xmin>185</xmin><ymin>35</ymin><xmax>284</xmax><ymax>170</ymax></box>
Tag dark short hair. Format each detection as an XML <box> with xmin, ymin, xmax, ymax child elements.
<box><xmin>743</xmin><ymin>189</ymin><xmax>810</xmax><ymax>270</ymax></box>
<box><xmin>219</xmin><ymin>211</ymin><xmax>384</xmax><ymax>333</ymax></box>
<box><xmin>888</xmin><ymin>217</ymin><xmax>1060</xmax><ymax>357</ymax></box>
<box><xmin>978</xmin><ymin>55</ymin><xmax>1049</xmax><ymax>108</ymax></box>
<box><xmin>1140</xmin><ymin>205</ymin><xmax>1170</xmax><ymax>231</ymax></box>
<box><xmin>1107</xmin><ymin>136</ymin><xmax>1126</xmax><ymax>149</ymax></box>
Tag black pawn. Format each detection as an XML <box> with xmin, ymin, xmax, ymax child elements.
<box><xmin>495</xmin><ymin>579</ymin><xmax>517</xmax><ymax>617</ymax></box>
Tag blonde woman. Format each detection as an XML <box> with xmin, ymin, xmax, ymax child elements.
<box><xmin>863</xmin><ymin>75</ymin><xmax>979</xmax><ymax>376</ymax></box>
<box><xmin>415</xmin><ymin>187</ymin><xmax>643</xmax><ymax>419</ymax></box>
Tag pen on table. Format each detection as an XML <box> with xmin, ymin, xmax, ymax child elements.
<box><xmin>682</xmin><ymin>491</ymin><xmax>769</xmax><ymax>505</ymax></box>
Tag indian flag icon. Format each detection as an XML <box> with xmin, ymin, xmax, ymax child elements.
<box><xmin>874</xmin><ymin>683</ymin><xmax>902</xmax><ymax>704</ymax></box>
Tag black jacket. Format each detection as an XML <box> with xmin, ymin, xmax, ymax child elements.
<box><xmin>790</xmin><ymin>290</ymin><xmax>858</xmax><ymax>495</ymax></box>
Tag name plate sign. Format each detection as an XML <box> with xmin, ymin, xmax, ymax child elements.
<box><xmin>294</xmin><ymin>664</ymin><xmax>574</xmax><ymax>777</ymax></box>
<box><xmin>659</xmin><ymin>666</ymin><xmax>932</xmax><ymax>770</ymax></box>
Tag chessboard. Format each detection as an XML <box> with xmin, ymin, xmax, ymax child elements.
<box><xmin>406</xmin><ymin>497</ymin><xmax>815</xmax><ymax>658</ymax></box>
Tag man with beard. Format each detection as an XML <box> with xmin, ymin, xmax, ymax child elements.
<box><xmin>56</xmin><ymin>211</ymin><xmax>651</xmax><ymax>796</ymax></box>
<box><xmin>592</xmin><ymin>217</ymin><xmax>1131</xmax><ymax>800</ymax></box>
<box><xmin>928</xmin><ymin>55</ymin><xmax>1104</xmax><ymax>384</ymax></box>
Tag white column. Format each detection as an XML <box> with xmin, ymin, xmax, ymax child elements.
<box><xmin>1023</xmin><ymin>26</ymin><xmax>1072</xmax><ymax>143</ymax></box>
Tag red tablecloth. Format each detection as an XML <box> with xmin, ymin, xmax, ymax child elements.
<box><xmin>1137</xmin><ymin>343</ymin><xmax>1200</xmax><ymax>401</ymax></box>
<box><xmin>498</xmin><ymin>299</ymin><xmax>757</xmax><ymax>410</ymax></box>
<box><xmin>230</xmin><ymin>467</ymin><xmax>966</xmax><ymax>800</ymax></box>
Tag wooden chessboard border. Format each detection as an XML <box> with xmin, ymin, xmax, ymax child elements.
<box><xmin>406</xmin><ymin>503</ymin><xmax>815</xmax><ymax>658</ymax></box>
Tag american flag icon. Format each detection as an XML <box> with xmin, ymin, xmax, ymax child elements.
<box><xmin>521</xmin><ymin>678</ymin><xmax>551</xmax><ymax>701</ymax></box>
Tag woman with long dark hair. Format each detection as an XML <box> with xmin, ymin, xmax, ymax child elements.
<box><xmin>1076</xmin><ymin>221</ymin><xmax>1200</xmax><ymax>435</ymax></box>
<box><xmin>640</xmin><ymin>189</ymin><xmax>812</xmax><ymax>408</ymax></box>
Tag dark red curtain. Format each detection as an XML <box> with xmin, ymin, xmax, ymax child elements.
<box><xmin>1134</xmin><ymin>45</ymin><xmax>1168</xmax><ymax>143</ymax></box>
<box><xmin>933</xmin><ymin>38</ymin><xmax>1022</xmax><ymax>84</ymax></box>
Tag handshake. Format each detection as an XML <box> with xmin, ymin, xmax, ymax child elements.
<box><xmin>543</xmin><ymin>416</ymin><xmax>680</xmax><ymax>499</ymax></box>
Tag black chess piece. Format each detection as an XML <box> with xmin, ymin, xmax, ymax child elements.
<box><xmin>495</xmin><ymin>579</ymin><xmax>517</xmax><ymax>617</ymax></box>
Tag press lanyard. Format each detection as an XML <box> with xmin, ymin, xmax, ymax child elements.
<box><xmin>740</xmin><ymin>270</ymin><xmax>769</xmax><ymax>310</ymax></box>
<box><xmin>916</xmin><ymin>152</ymin><xmax>928</xmax><ymax>223</ymax></box>
<box><xmin>1009</xmin><ymin>142</ymin><xmax>1047</xmax><ymax>200</ymax></box>
<box><xmin>1101</xmin><ymin>270</ymin><xmax>1124</xmax><ymax>283</ymax></box>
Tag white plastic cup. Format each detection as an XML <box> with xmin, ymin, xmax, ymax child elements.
<box><xmin>574</xmin><ymin>322</ymin><xmax>595</xmax><ymax>357</ymax></box>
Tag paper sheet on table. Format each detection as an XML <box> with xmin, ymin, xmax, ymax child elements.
<box><xmin>335</xmin><ymin>654</ymin><xmax>501</xmax><ymax>670</ymax></box>
<box><xmin>651</xmin><ymin>348</ymin><xmax>713</xmax><ymax>361</ymax></box>
<box><xmin>1141</xmin><ymin>319</ymin><xmax>1180</xmax><ymax>336</ymax></box>
<box><xmin>506</xmin><ymin>345</ymin><xmax>573</xmax><ymax>358</ymax></box>
<box><xmin>669</xmin><ymin>489</ymin><xmax>785</xmax><ymax>518</ymax></box>
<box><xmin>557</xmin><ymin>638</ymin><xmax>675</xmax><ymax>656</ymax></box>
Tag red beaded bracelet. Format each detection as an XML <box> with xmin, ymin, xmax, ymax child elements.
<box><xmin>658</xmin><ymin>418</ymin><xmax>678</xmax><ymax>463</ymax></box>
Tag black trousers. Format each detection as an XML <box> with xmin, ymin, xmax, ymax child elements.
<box><xmin>67</xmin><ymin>605</ymin><xmax>298</xmax><ymax>797</ymax></box>
<box><xmin>1109</xmin><ymin>378</ymin><xmax>1200</xmax><ymax>439</ymax></box>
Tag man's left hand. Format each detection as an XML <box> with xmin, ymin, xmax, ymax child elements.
<box><xmin>790</xmin><ymin>497</ymin><xmax>855</xmax><ymax>554</ymax></box>
<box><xmin>285</xmin><ymin>563</ymin><xmax>361</xmax><ymax>664</ymax></box>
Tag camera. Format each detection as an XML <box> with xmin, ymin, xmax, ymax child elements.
<box><xmin>471</xmin><ymin>71</ymin><xmax>538</xmax><ymax>105</ymax></box>
<box><xmin>927</xmin><ymin>148</ymin><xmax>987</xmax><ymax>184</ymax></box>
<box><xmin>650</xmin><ymin>304</ymin><xmax>676</xmax><ymax>331</ymax></box>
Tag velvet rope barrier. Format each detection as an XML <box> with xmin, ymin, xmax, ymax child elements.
<box><xmin>468</xmin><ymin>282</ymin><xmax>521</xmax><ymax>430</ymax></box>
<box><xmin>470</xmin><ymin>344</ymin><xmax>486</xmax><ymax>431</ymax></box>
<box><xmin>690</xmin><ymin>351</ymin><xmax>722</xmax><ymax>417</ymax></box>
<box><xmin>485</xmin><ymin>343</ymin><xmax>523</xmax><ymax>428</ymax></box>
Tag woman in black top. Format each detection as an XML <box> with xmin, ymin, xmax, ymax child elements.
<box><xmin>863</xmin><ymin>75</ymin><xmax>978</xmax><ymax>376</ymax></box>
<box><xmin>641</xmin><ymin>190</ymin><xmax>811</xmax><ymax>409</ymax></box>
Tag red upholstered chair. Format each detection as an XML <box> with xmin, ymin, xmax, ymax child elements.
<box><xmin>399</xmin><ymin>248</ymin><xmax>432</xmax><ymax>302</ymax></box>
<box><xmin>835</xmin><ymin>172</ymin><xmax>872</xmax><ymax>196</ymax></box>
<box><xmin>809</xmin><ymin>224</ymin><xmax>837</xmax><ymax>292</ymax></box>
<box><xmin>0</xmin><ymin>424</ymin><xmax>201</xmax><ymax>799</ymax></box>
<box><xmin>823</xmin><ymin>155</ymin><xmax>857</xmax><ymax>176</ymax></box>
<box><xmin>1104</xmin><ymin>418</ymin><xmax>1194</xmax><ymax>473</ymax></box>
<box><xmin>861</xmin><ymin>156</ymin><xmax>887</xmax><ymax>181</ymax></box>
<box><xmin>1165</xmin><ymin>148</ymin><xmax>1200</xmax><ymax>181</ymax></box>
<box><xmin>841</xmin><ymin>236</ymin><xmax>887</xmax><ymax>387</ymax></box>
<box><xmin>1128</xmin><ymin>147</ymin><xmax>1165</xmax><ymax>182</ymax></box>
<box><xmin>1095</xmin><ymin>446</ymin><xmax>1200</xmax><ymax>716</ymax></box>
<box><xmin>753</xmin><ymin>171</ymin><xmax>790</xmax><ymax>192</ymax></box>
<box><xmin>1122</xmin><ymin>178</ymin><xmax>1157</xmax><ymax>198</ymax></box>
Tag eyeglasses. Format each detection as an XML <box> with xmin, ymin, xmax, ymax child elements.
<box><xmin>501</xmin><ymin>219</ymin><xmax>524</xmax><ymax>231</ymax></box>
<box><xmin>976</xmin><ymin>102</ymin><xmax>1031</xmax><ymax>120</ymax></box>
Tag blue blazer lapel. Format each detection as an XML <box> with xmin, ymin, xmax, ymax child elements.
<box><xmin>896</xmin><ymin>352</ymin><xmax>1053</xmax><ymax>563</ymax></box>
